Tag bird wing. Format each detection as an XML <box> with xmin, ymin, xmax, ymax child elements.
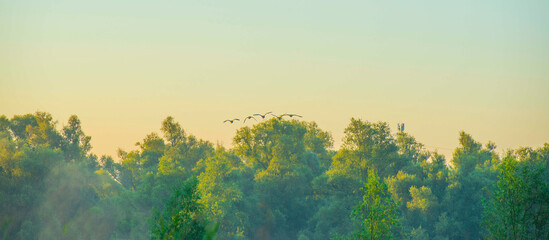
<box><xmin>223</xmin><ymin>120</ymin><xmax>230</xmax><ymax>123</ymax></box>
<box><xmin>293</xmin><ymin>114</ymin><xmax>302</xmax><ymax>118</ymax></box>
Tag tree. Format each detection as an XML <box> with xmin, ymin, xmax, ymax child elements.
<box><xmin>351</xmin><ymin>170</ymin><xmax>400</xmax><ymax>240</ymax></box>
<box><xmin>62</xmin><ymin>115</ymin><xmax>91</xmax><ymax>161</ymax></box>
<box><xmin>157</xmin><ymin>117</ymin><xmax>213</xmax><ymax>178</ymax></box>
<box><xmin>232</xmin><ymin>118</ymin><xmax>331</xmax><ymax>239</ymax></box>
<box><xmin>451</xmin><ymin>131</ymin><xmax>493</xmax><ymax>173</ymax></box>
<box><xmin>483</xmin><ymin>153</ymin><xmax>549</xmax><ymax>239</ymax></box>
<box><xmin>161</xmin><ymin>116</ymin><xmax>185</xmax><ymax>146</ymax></box>
<box><xmin>151</xmin><ymin>177</ymin><xmax>209</xmax><ymax>240</ymax></box>
<box><xmin>24</xmin><ymin>112</ymin><xmax>64</xmax><ymax>149</ymax></box>
<box><xmin>396</xmin><ymin>132</ymin><xmax>427</xmax><ymax>166</ymax></box>
<box><xmin>443</xmin><ymin>132</ymin><xmax>497</xmax><ymax>239</ymax></box>
<box><xmin>197</xmin><ymin>147</ymin><xmax>248</xmax><ymax>239</ymax></box>
<box><xmin>9</xmin><ymin>113</ymin><xmax>37</xmax><ymax>141</ymax></box>
<box><xmin>328</xmin><ymin>118</ymin><xmax>399</xmax><ymax>181</ymax></box>
<box><xmin>137</xmin><ymin>133</ymin><xmax>165</xmax><ymax>171</ymax></box>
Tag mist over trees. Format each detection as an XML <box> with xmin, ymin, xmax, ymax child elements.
<box><xmin>0</xmin><ymin>112</ymin><xmax>548</xmax><ymax>239</ymax></box>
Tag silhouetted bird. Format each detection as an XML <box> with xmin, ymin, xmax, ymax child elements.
<box><xmin>280</xmin><ymin>113</ymin><xmax>302</xmax><ymax>118</ymax></box>
<box><xmin>269</xmin><ymin>114</ymin><xmax>284</xmax><ymax>120</ymax></box>
<box><xmin>243</xmin><ymin>116</ymin><xmax>257</xmax><ymax>123</ymax></box>
<box><xmin>223</xmin><ymin>119</ymin><xmax>240</xmax><ymax>124</ymax></box>
<box><xmin>253</xmin><ymin>112</ymin><xmax>272</xmax><ymax>119</ymax></box>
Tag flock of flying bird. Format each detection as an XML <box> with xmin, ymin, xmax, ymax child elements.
<box><xmin>223</xmin><ymin>112</ymin><xmax>302</xmax><ymax>124</ymax></box>
<box><xmin>224</xmin><ymin>113</ymin><xmax>405</xmax><ymax>134</ymax></box>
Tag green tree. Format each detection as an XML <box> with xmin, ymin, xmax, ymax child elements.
<box><xmin>451</xmin><ymin>131</ymin><xmax>493</xmax><ymax>173</ymax></box>
<box><xmin>483</xmin><ymin>153</ymin><xmax>549</xmax><ymax>239</ymax></box>
<box><xmin>328</xmin><ymin>118</ymin><xmax>399</xmax><ymax>181</ymax></box>
<box><xmin>351</xmin><ymin>171</ymin><xmax>400</xmax><ymax>240</ymax></box>
<box><xmin>151</xmin><ymin>177</ymin><xmax>209</xmax><ymax>240</ymax></box>
<box><xmin>197</xmin><ymin>147</ymin><xmax>248</xmax><ymax>239</ymax></box>
<box><xmin>24</xmin><ymin>112</ymin><xmax>64</xmax><ymax>149</ymax></box>
<box><xmin>157</xmin><ymin>117</ymin><xmax>213</xmax><ymax>178</ymax></box>
<box><xmin>443</xmin><ymin>132</ymin><xmax>497</xmax><ymax>239</ymax></box>
<box><xmin>396</xmin><ymin>132</ymin><xmax>427</xmax><ymax>166</ymax></box>
<box><xmin>62</xmin><ymin>115</ymin><xmax>92</xmax><ymax>161</ymax></box>
<box><xmin>137</xmin><ymin>133</ymin><xmax>166</xmax><ymax>171</ymax></box>
<box><xmin>9</xmin><ymin>113</ymin><xmax>37</xmax><ymax>141</ymax></box>
<box><xmin>161</xmin><ymin>116</ymin><xmax>185</xmax><ymax>146</ymax></box>
<box><xmin>233</xmin><ymin>119</ymin><xmax>331</xmax><ymax>239</ymax></box>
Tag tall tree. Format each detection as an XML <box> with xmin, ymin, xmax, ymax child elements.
<box><xmin>444</xmin><ymin>132</ymin><xmax>497</xmax><ymax>239</ymax></box>
<box><xmin>161</xmin><ymin>116</ymin><xmax>185</xmax><ymax>146</ymax></box>
<box><xmin>197</xmin><ymin>147</ymin><xmax>248</xmax><ymax>239</ymax></box>
<box><xmin>483</xmin><ymin>153</ymin><xmax>549</xmax><ymax>239</ymax></box>
<box><xmin>351</xmin><ymin>170</ymin><xmax>400</xmax><ymax>240</ymax></box>
<box><xmin>62</xmin><ymin>115</ymin><xmax>91</xmax><ymax>161</ymax></box>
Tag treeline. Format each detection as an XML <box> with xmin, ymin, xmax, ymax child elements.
<box><xmin>0</xmin><ymin>112</ymin><xmax>548</xmax><ymax>239</ymax></box>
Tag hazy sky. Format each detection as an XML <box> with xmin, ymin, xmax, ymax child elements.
<box><xmin>1</xmin><ymin>0</ymin><xmax>548</xmax><ymax>160</ymax></box>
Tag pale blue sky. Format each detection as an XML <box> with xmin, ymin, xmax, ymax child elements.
<box><xmin>1</xmin><ymin>1</ymin><xmax>548</xmax><ymax>159</ymax></box>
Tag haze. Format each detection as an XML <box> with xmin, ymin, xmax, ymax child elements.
<box><xmin>1</xmin><ymin>0</ymin><xmax>548</xmax><ymax>159</ymax></box>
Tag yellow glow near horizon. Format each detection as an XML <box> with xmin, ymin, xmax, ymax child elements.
<box><xmin>1</xmin><ymin>1</ymin><xmax>548</xmax><ymax>160</ymax></box>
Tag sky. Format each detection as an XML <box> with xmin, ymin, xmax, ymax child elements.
<box><xmin>1</xmin><ymin>0</ymin><xmax>548</xmax><ymax>160</ymax></box>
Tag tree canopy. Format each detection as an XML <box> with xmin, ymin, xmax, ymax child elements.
<box><xmin>0</xmin><ymin>112</ymin><xmax>547</xmax><ymax>240</ymax></box>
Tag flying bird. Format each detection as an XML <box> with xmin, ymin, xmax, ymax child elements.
<box><xmin>253</xmin><ymin>112</ymin><xmax>272</xmax><ymax>119</ymax></box>
<box><xmin>280</xmin><ymin>113</ymin><xmax>302</xmax><ymax>118</ymax></box>
<box><xmin>270</xmin><ymin>114</ymin><xmax>284</xmax><ymax>120</ymax></box>
<box><xmin>223</xmin><ymin>119</ymin><xmax>240</xmax><ymax>124</ymax></box>
<box><xmin>243</xmin><ymin>116</ymin><xmax>257</xmax><ymax>123</ymax></box>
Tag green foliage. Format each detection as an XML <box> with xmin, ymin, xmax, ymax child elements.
<box><xmin>234</xmin><ymin>118</ymin><xmax>331</xmax><ymax>171</ymax></box>
<box><xmin>351</xmin><ymin>170</ymin><xmax>400</xmax><ymax>240</ymax></box>
<box><xmin>1</xmin><ymin>112</ymin><xmax>548</xmax><ymax>240</ymax></box>
<box><xmin>197</xmin><ymin>147</ymin><xmax>249</xmax><ymax>239</ymax></box>
<box><xmin>62</xmin><ymin>115</ymin><xmax>92</xmax><ymax>161</ymax></box>
<box><xmin>327</xmin><ymin>118</ymin><xmax>403</xmax><ymax>195</ymax></box>
<box><xmin>438</xmin><ymin>132</ymin><xmax>498</xmax><ymax>239</ymax></box>
<box><xmin>138</xmin><ymin>133</ymin><xmax>166</xmax><ymax>171</ymax></box>
<box><xmin>232</xmin><ymin>118</ymin><xmax>332</xmax><ymax>239</ymax></box>
<box><xmin>341</xmin><ymin>118</ymin><xmax>399</xmax><ymax>177</ymax></box>
<box><xmin>161</xmin><ymin>116</ymin><xmax>186</xmax><ymax>146</ymax></box>
<box><xmin>396</xmin><ymin>132</ymin><xmax>428</xmax><ymax>165</ymax></box>
<box><xmin>451</xmin><ymin>131</ymin><xmax>494</xmax><ymax>172</ymax></box>
<box><xmin>407</xmin><ymin>186</ymin><xmax>437</xmax><ymax>213</ymax></box>
<box><xmin>387</xmin><ymin>171</ymin><xmax>420</xmax><ymax>211</ymax></box>
<box><xmin>483</xmin><ymin>153</ymin><xmax>549</xmax><ymax>239</ymax></box>
<box><xmin>151</xmin><ymin>177</ymin><xmax>209</xmax><ymax>240</ymax></box>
